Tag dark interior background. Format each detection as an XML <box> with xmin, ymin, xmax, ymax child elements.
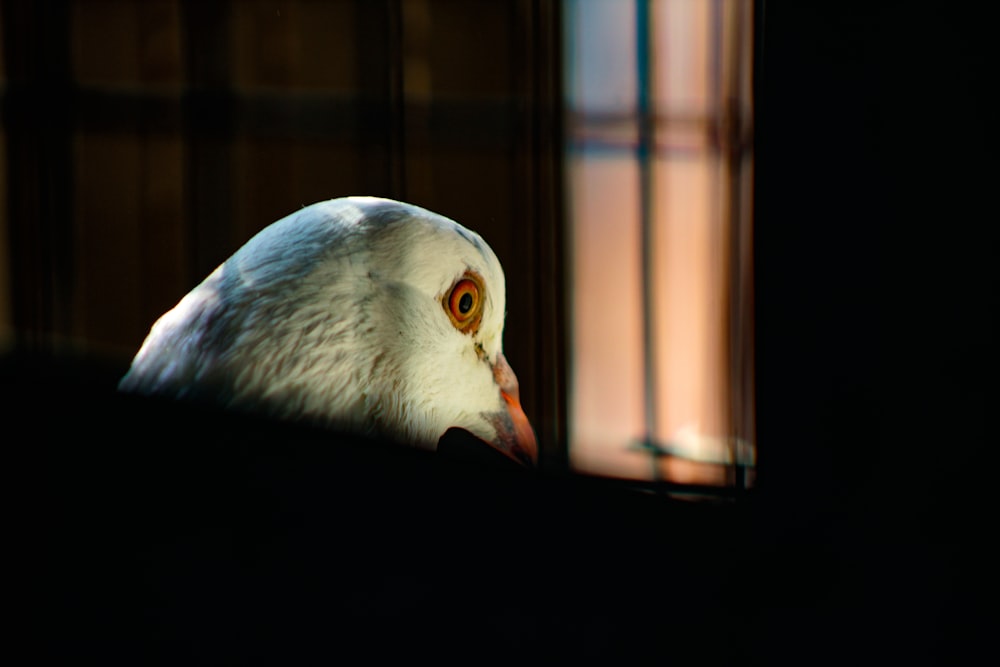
<box><xmin>6</xmin><ymin>0</ymin><xmax>996</xmax><ymax>663</ymax></box>
<box><xmin>1</xmin><ymin>0</ymin><xmax>568</xmax><ymax>464</ymax></box>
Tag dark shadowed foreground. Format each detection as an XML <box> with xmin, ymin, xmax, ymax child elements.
<box><xmin>12</xmin><ymin>352</ymin><xmax>746</xmax><ymax>663</ymax></box>
<box><xmin>9</xmin><ymin>351</ymin><xmax>986</xmax><ymax>665</ymax></box>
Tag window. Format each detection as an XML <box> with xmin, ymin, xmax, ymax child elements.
<box><xmin>564</xmin><ymin>0</ymin><xmax>755</xmax><ymax>491</ymax></box>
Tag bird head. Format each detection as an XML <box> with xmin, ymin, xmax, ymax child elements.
<box><xmin>120</xmin><ymin>197</ymin><xmax>538</xmax><ymax>467</ymax></box>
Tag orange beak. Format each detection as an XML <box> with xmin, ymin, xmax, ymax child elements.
<box><xmin>484</xmin><ymin>352</ymin><xmax>538</xmax><ymax>467</ymax></box>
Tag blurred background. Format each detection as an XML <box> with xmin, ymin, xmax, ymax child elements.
<box><xmin>1</xmin><ymin>0</ymin><xmax>754</xmax><ymax>488</ymax></box>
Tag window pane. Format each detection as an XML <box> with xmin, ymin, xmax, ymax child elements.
<box><xmin>567</xmin><ymin>154</ymin><xmax>649</xmax><ymax>480</ymax></box>
<box><xmin>565</xmin><ymin>0</ymin><xmax>755</xmax><ymax>488</ymax></box>
<box><xmin>565</xmin><ymin>0</ymin><xmax>637</xmax><ymax>115</ymax></box>
<box><xmin>653</xmin><ymin>0</ymin><xmax>710</xmax><ymax>116</ymax></box>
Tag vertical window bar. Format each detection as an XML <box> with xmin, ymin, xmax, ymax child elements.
<box><xmin>635</xmin><ymin>0</ymin><xmax>661</xmax><ymax>481</ymax></box>
<box><xmin>729</xmin><ymin>0</ymin><xmax>756</xmax><ymax>491</ymax></box>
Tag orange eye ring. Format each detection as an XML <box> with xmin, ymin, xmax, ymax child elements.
<box><xmin>443</xmin><ymin>273</ymin><xmax>484</xmax><ymax>334</ymax></box>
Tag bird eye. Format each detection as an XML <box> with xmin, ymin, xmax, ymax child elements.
<box><xmin>444</xmin><ymin>273</ymin><xmax>484</xmax><ymax>334</ymax></box>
